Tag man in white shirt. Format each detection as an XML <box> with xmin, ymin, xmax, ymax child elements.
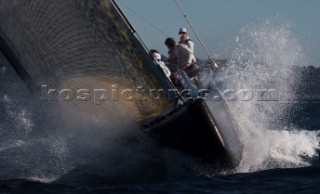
<box><xmin>178</xmin><ymin>27</ymin><xmax>194</xmax><ymax>55</ymax></box>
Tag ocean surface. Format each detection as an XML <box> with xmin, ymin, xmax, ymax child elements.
<box><xmin>0</xmin><ymin>100</ymin><xmax>319</xmax><ymax>194</ymax></box>
<box><xmin>1</xmin><ymin>17</ymin><xmax>320</xmax><ymax>193</ymax></box>
<box><xmin>1</xmin><ymin>165</ymin><xmax>320</xmax><ymax>193</ymax></box>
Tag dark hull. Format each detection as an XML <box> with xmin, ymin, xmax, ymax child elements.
<box><xmin>144</xmin><ymin>96</ymin><xmax>242</xmax><ymax>169</ymax></box>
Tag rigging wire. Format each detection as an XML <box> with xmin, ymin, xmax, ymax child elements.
<box><xmin>111</xmin><ymin>0</ymin><xmax>185</xmax><ymax>105</ymax></box>
<box><xmin>111</xmin><ymin>0</ymin><xmax>153</xmax><ymax>53</ymax></box>
<box><xmin>174</xmin><ymin>0</ymin><xmax>218</xmax><ymax>68</ymax></box>
<box><xmin>112</xmin><ymin>1</ymin><xmax>181</xmax><ymax>89</ymax></box>
<box><xmin>117</xmin><ymin>0</ymin><xmax>171</xmax><ymax>38</ymax></box>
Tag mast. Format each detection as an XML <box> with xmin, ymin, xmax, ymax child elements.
<box><xmin>109</xmin><ymin>0</ymin><xmax>174</xmax><ymax>92</ymax></box>
<box><xmin>110</xmin><ymin>0</ymin><xmax>152</xmax><ymax>53</ymax></box>
<box><xmin>110</xmin><ymin>0</ymin><xmax>136</xmax><ymax>33</ymax></box>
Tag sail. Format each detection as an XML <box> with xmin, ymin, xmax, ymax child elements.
<box><xmin>0</xmin><ymin>0</ymin><xmax>172</xmax><ymax>122</ymax></box>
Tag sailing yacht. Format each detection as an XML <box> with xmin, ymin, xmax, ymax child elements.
<box><xmin>0</xmin><ymin>0</ymin><xmax>243</xmax><ymax>169</ymax></box>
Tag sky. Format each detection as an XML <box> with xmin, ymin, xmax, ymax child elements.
<box><xmin>117</xmin><ymin>0</ymin><xmax>320</xmax><ymax>66</ymax></box>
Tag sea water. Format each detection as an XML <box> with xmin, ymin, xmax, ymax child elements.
<box><xmin>212</xmin><ymin>17</ymin><xmax>320</xmax><ymax>173</ymax></box>
<box><xmin>1</xmin><ymin>17</ymin><xmax>320</xmax><ymax>193</ymax></box>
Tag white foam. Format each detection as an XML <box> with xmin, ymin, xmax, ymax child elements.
<box><xmin>214</xmin><ymin>17</ymin><xmax>320</xmax><ymax>173</ymax></box>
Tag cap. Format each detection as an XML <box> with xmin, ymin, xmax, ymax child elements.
<box><xmin>179</xmin><ymin>27</ymin><xmax>187</xmax><ymax>34</ymax></box>
<box><xmin>152</xmin><ymin>53</ymin><xmax>161</xmax><ymax>61</ymax></box>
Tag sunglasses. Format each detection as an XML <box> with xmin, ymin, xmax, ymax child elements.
<box><xmin>179</xmin><ymin>32</ymin><xmax>186</xmax><ymax>34</ymax></box>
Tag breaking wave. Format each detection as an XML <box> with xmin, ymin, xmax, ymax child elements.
<box><xmin>213</xmin><ymin>17</ymin><xmax>320</xmax><ymax>172</ymax></box>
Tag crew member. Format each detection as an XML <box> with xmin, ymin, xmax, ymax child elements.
<box><xmin>178</xmin><ymin>27</ymin><xmax>194</xmax><ymax>54</ymax></box>
<box><xmin>164</xmin><ymin>37</ymin><xmax>201</xmax><ymax>88</ymax></box>
<box><xmin>149</xmin><ymin>49</ymin><xmax>171</xmax><ymax>78</ymax></box>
